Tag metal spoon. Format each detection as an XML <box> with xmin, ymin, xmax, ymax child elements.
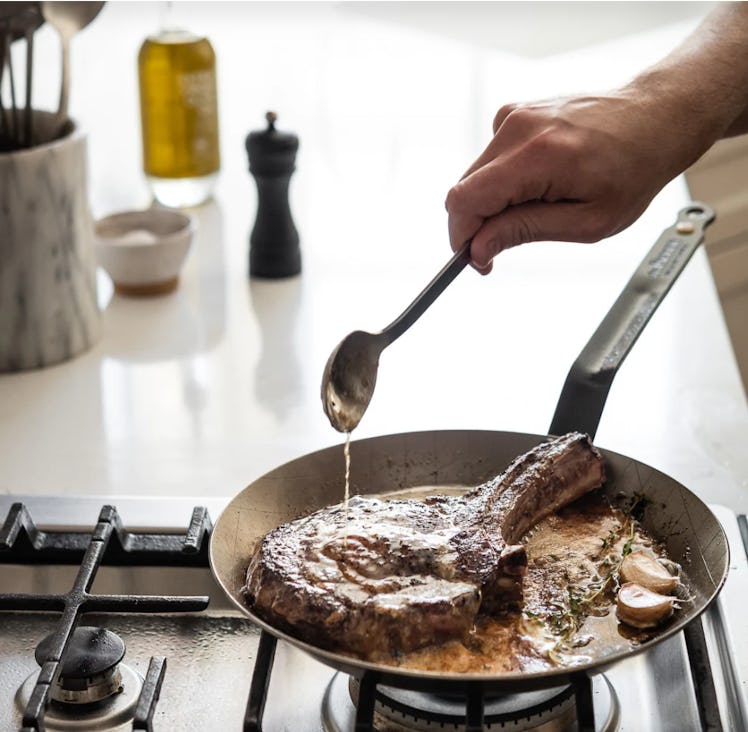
<box><xmin>17</xmin><ymin>4</ymin><xmax>43</xmax><ymax>147</ymax></box>
<box><xmin>40</xmin><ymin>1</ymin><xmax>104</xmax><ymax>136</ymax></box>
<box><xmin>321</xmin><ymin>241</ymin><xmax>471</xmax><ymax>432</ymax></box>
<box><xmin>0</xmin><ymin>17</ymin><xmax>13</xmax><ymax>147</ymax></box>
<box><xmin>0</xmin><ymin>2</ymin><xmax>41</xmax><ymax>148</ymax></box>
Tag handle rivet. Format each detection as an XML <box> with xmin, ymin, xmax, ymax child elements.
<box><xmin>676</xmin><ymin>222</ymin><xmax>695</xmax><ymax>234</ymax></box>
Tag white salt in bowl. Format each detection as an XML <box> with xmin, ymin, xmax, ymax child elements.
<box><xmin>95</xmin><ymin>208</ymin><xmax>196</xmax><ymax>296</ymax></box>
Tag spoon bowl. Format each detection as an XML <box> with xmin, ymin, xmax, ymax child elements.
<box><xmin>321</xmin><ymin>241</ymin><xmax>471</xmax><ymax>433</ymax></box>
<box><xmin>322</xmin><ymin>330</ymin><xmax>386</xmax><ymax>433</ymax></box>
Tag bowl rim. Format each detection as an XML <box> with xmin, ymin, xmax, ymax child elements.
<box><xmin>95</xmin><ymin>208</ymin><xmax>196</xmax><ymax>245</ymax></box>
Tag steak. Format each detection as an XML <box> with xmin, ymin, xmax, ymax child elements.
<box><xmin>243</xmin><ymin>432</ymin><xmax>605</xmax><ymax>658</ymax></box>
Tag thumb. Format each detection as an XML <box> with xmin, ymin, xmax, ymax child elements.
<box><xmin>469</xmin><ymin>201</ymin><xmax>606</xmax><ymax>266</ymax></box>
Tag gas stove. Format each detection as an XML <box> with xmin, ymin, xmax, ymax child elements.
<box><xmin>1</xmin><ymin>496</ymin><xmax>746</xmax><ymax>731</ymax></box>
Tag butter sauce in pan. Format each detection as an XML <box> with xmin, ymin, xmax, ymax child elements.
<box><xmin>374</xmin><ymin>491</ymin><xmax>681</xmax><ymax>673</ymax></box>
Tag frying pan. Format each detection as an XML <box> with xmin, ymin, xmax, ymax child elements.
<box><xmin>210</xmin><ymin>203</ymin><xmax>728</xmax><ymax>694</ymax></box>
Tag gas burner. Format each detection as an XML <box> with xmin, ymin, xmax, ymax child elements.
<box><xmin>36</xmin><ymin>627</ymin><xmax>126</xmax><ymax>704</ymax></box>
<box><xmin>322</xmin><ymin>673</ymin><xmax>620</xmax><ymax>731</ymax></box>
<box><xmin>16</xmin><ymin>666</ymin><xmax>143</xmax><ymax>732</ymax></box>
<box><xmin>15</xmin><ymin>627</ymin><xmax>144</xmax><ymax>732</ymax></box>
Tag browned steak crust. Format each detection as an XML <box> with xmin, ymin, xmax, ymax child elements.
<box><xmin>243</xmin><ymin>432</ymin><xmax>605</xmax><ymax>658</ymax></box>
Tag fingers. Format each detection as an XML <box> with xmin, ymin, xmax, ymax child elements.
<box><xmin>446</xmin><ymin>154</ymin><xmax>553</xmax><ymax>254</ymax></box>
<box><xmin>450</xmin><ymin>103</ymin><xmax>546</xmax><ymax>242</ymax></box>
<box><xmin>459</xmin><ymin>103</ymin><xmax>521</xmax><ymax>181</ymax></box>
<box><xmin>447</xmin><ymin>205</ymin><xmax>482</xmax><ymax>255</ymax></box>
<box><xmin>459</xmin><ymin>139</ymin><xmax>500</xmax><ymax>182</ymax></box>
<box><xmin>469</xmin><ymin>200</ymin><xmax>609</xmax><ymax>267</ymax></box>
<box><xmin>473</xmin><ymin>259</ymin><xmax>493</xmax><ymax>276</ymax></box>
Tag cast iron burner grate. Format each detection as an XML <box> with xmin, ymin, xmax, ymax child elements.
<box><xmin>0</xmin><ymin>501</ymin><xmax>726</xmax><ymax>731</ymax></box>
<box><xmin>0</xmin><ymin>503</ymin><xmax>213</xmax><ymax>732</ymax></box>
<box><xmin>245</xmin><ymin>624</ymin><xmax>722</xmax><ymax>732</ymax></box>
<box><xmin>243</xmin><ymin>633</ymin><xmax>601</xmax><ymax>732</ymax></box>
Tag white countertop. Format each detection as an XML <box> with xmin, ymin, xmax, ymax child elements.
<box><xmin>2</xmin><ymin>2</ymin><xmax>747</xmax><ymax>512</ymax></box>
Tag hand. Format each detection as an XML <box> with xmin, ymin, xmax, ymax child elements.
<box><xmin>446</xmin><ymin>3</ymin><xmax>748</xmax><ymax>274</ymax></box>
<box><xmin>445</xmin><ymin>92</ymin><xmax>694</xmax><ymax>274</ymax></box>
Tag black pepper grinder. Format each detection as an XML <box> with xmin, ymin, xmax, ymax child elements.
<box><xmin>245</xmin><ymin>111</ymin><xmax>301</xmax><ymax>278</ymax></box>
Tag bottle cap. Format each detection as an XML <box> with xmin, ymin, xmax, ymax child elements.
<box><xmin>246</xmin><ymin>112</ymin><xmax>298</xmax><ymax>176</ymax></box>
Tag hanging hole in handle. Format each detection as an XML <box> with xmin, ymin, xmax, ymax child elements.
<box><xmin>684</xmin><ymin>206</ymin><xmax>706</xmax><ymax>219</ymax></box>
<box><xmin>678</xmin><ymin>206</ymin><xmax>707</xmax><ymax>233</ymax></box>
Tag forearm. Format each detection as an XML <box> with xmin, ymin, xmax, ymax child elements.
<box><xmin>624</xmin><ymin>2</ymin><xmax>748</xmax><ymax>164</ymax></box>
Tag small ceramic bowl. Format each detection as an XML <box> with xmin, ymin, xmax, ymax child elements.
<box><xmin>95</xmin><ymin>208</ymin><xmax>196</xmax><ymax>296</ymax></box>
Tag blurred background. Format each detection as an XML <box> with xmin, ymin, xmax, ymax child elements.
<box><xmin>5</xmin><ymin>1</ymin><xmax>748</xmax><ymax>502</ymax></box>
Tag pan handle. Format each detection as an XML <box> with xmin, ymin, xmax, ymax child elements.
<box><xmin>549</xmin><ymin>202</ymin><xmax>715</xmax><ymax>439</ymax></box>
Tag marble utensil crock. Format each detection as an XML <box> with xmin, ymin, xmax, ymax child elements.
<box><xmin>0</xmin><ymin>114</ymin><xmax>100</xmax><ymax>372</ymax></box>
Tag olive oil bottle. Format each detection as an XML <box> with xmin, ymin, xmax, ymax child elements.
<box><xmin>138</xmin><ymin>12</ymin><xmax>220</xmax><ymax>207</ymax></box>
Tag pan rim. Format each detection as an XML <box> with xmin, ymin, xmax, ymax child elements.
<box><xmin>209</xmin><ymin>428</ymin><xmax>730</xmax><ymax>687</ymax></box>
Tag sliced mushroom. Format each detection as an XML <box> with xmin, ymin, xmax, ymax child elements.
<box><xmin>616</xmin><ymin>582</ymin><xmax>676</xmax><ymax>629</ymax></box>
<box><xmin>619</xmin><ymin>549</ymin><xmax>679</xmax><ymax>593</ymax></box>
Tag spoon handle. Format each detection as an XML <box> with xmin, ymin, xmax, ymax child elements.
<box><xmin>55</xmin><ymin>34</ymin><xmax>70</xmax><ymax>132</ymax></box>
<box><xmin>23</xmin><ymin>26</ymin><xmax>32</xmax><ymax>147</ymax></box>
<box><xmin>6</xmin><ymin>28</ymin><xmax>18</xmax><ymax>144</ymax></box>
<box><xmin>381</xmin><ymin>240</ymin><xmax>471</xmax><ymax>345</ymax></box>
<box><xmin>0</xmin><ymin>27</ymin><xmax>8</xmax><ymax>142</ymax></box>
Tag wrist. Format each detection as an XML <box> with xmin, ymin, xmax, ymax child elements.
<box><xmin>620</xmin><ymin>68</ymin><xmax>733</xmax><ymax>177</ymax></box>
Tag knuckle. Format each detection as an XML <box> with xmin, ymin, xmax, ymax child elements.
<box><xmin>486</xmin><ymin>214</ymin><xmax>536</xmax><ymax>252</ymax></box>
<box><xmin>534</xmin><ymin>127</ymin><xmax>578</xmax><ymax>160</ymax></box>
<box><xmin>499</xmin><ymin>105</ymin><xmax>532</xmax><ymax>133</ymax></box>
<box><xmin>511</xmin><ymin>216</ymin><xmax>536</xmax><ymax>247</ymax></box>
<box><xmin>500</xmin><ymin>102</ymin><xmax>557</xmax><ymax>133</ymax></box>
<box><xmin>444</xmin><ymin>184</ymin><xmax>466</xmax><ymax>213</ymax></box>
<box><xmin>493</xmin><ymin>103</ymin><xmax>519</xmax><ymax>132</ymax></box>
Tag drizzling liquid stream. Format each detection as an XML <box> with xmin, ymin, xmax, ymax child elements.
<box><xmin>344</xmin><ymin>432</ymin><xmax>351</xmax><ymax>507</ymax></box>
<box><xmin>343</xmin><ymin>432</ymin><xmax>351</xmax><ymax>545</ymax></box>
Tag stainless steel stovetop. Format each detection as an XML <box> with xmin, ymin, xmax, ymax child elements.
<box><xmin>1</xmin><ymin>496</ymin><xmax>746</xmax><ymax>731</ymax></box>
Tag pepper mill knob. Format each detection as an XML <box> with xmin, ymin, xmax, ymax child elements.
<box><xmin>245</xmin><ymin>112</ymin><xmax>301</xmax><ymax>278</ymax></box>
